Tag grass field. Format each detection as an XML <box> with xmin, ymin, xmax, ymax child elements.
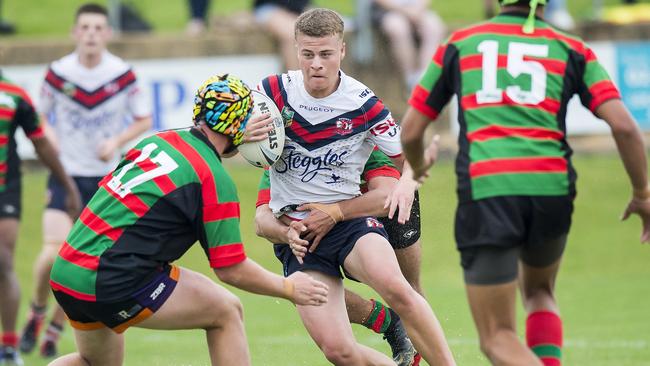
<box><xmin>2</xmin><ymin>0</ymin><xmax>645</xmax><ymax>38</ymax></box>
<box><xmin>13</xmin><ymin>154</ymin><xmax>650</xmax><ymax>366</ymax></box>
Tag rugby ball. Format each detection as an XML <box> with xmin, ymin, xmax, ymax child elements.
<box><xmin>238</xmin><ymin>90</ymin><xmax>285</xmax><ymax>168</ymax></box>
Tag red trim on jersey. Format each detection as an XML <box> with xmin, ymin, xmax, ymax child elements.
<box><xmin>58</xmin><ymin>241</ymin><xmax>100</xmax><ymax>271</ymax></box>
<box><xmin>364</xmin><ymin>166</ymin><xmax>401</xmax><ymax>182</ymax></box>
<box><xmin>0</xmin><ymin>136</ymin><xmax>8</xmax><ymax>146</ymax></box>
<box><xmin>204</xmin><ymin>202</ymin><xmax>240</xmax><ymax>222</ymax></box>
<box><xmin>209</xmin><ymin>243</ymin><xmax>246</xmax><ymax>268</ymax></box>
<box><xmin>450</xmin><ymin>24</ymin><xmax>587</xmax><ymax>56</ymax></box>
<box><xmin>0</xmin><ymin>107</ymin><xmax>16</xmax><ymax>120</ymax></box>
<box><xmin>267</xmin><ymin>75</ymin><xmax>286</xmax><ymax>112</ymax></box>
<box><xmin>409</xmin><ymin>86</ymin><xmax>440</xmax><ymax>120</ymax></box>
<box><xmin>122</xmin><ymin>147</ymin><xmax>141</xmax><ymax>162</ymax></box>
<box><xmin>50</xmin><ymin>279</ymin><xmax>96</xmax><ymax>302</ymax></box>
<box><xmin>468</xmin><ymin>125</ymin><xmax>564</xmax><ymax>143</ymax></box>
<box><xmin>459</xmin><ymin>54</ymin><xmax>566</xmax><ymax>75</ymax></box>
<box><xmin>158</xmin><ymin>131</ymin><xmax>227</xmax><ymax>221</ymax></box>
<box><xmin>432</xmin><ymin>44</ymin><xmax>447</xmax><ymax>66</ymax></box>
<box><xmin>26</xmin><ymin>126</ymin><xmax>45</xmax><ymax>139</ymax></box>
<box><xmin>0</xmin><ymin>163</ymin><xmax>7</xmax><ymax>173</ymax></box>
<box><xmin>470</xmin><ymin>157</ymin><xmax>567</xmax><ymax>178</ymax></box>
<box><xmin>135</xmin><ymin>159</ymin><xmax>177</xmax><ymax>195</ymax></box>
<box><xmin>288</xmin><ymin>99</ymin><xmax>386</xmax><ymax>144</ymax></box>
<box><xmin>461</xmin><ymin>93</ymin><xmax>561</xmax><ymax>115</ymax></box>
<box><xmin>0</xmin><ymin>82</ymin><xmax>33</xmax><ymax>105</ymax></box>
<box><xmin>256</xmin><ymin>188</ymin><xmax>271</xmax><ymax>207</ymax></box>
<box><xmin>45</xmin><ymin>69</ymin><xmax>136</xmax><ymax>108</ymax></box>
<box><xmin>79</xmin><ymin>207</ymin><xmax>124</xmax><ymax>242</ymax></box>
<box><xmin>588</xmin><ymin>80</ymin><xmax>621</xmax><ymax>112</ymax></box>
<box><xmin>105</xmin><ymin>185</ymin><xmax>150</xmax><ymax>218</ymax></box>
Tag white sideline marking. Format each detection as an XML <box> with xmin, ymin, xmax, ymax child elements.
<box><xmin>140</xmin><ymin>333</ymin><xmax>648</xmax><ymax>350</ymax></box>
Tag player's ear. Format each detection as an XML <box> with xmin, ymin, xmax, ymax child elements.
<box><xmin>341</xmin><ymin>41</ymin><xmax>346</xmax><ymax>60</ymax></box>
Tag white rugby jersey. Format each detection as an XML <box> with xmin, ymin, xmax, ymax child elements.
<box><xmin>39</xmin><ymin>51</ymin><xmax>150</xmax><ymax>177</ymax></box>
<box><xmin>258</xmin><ymin>70</ymin><xmax>401</xmax><ymax>218</ymax></box>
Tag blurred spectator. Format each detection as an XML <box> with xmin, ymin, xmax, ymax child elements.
<box><xmin>253</xmin><ymin>0</ymin><xmax>310</xmax><ymax>70</ymax></box>
<box><xmin>372</xmin><ymin>0</ymin><xmax>446</xmax><ymax>91</ymax></box>
<box><xmin>0</xmin><ymin>0</ymin><xmax>15</xmax><ymax>35</ymax></box>
<box><xmin>546</xmin><ymin>0</ymin><xmax>575</xmax><ymax>30</ymax></box>
<box><xmin>186</xmin><ymin>0</ymin><xmax>210</xmax><ymax>36</ymax></box>
<box><xmin>484</xmin><ymin>0</ymin><xmax>496</xmax><ymax>18</ymax></box>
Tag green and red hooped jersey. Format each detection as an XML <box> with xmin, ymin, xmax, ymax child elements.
<box><xmin>0</xmin><ymin>74</ymin><xmax>44</xmax><ymax>192</ymax></box>
<box><xmin>410</xmin><ymin>12</ymin><xmax>621</xmax><ymax>202</ymax></box>
<box><xmin>256</xmin><ymin>148</ymin><xmax>400</xmax><ymax>207</ymax></box>
<box><xmin>50</xmin><ymin>129</ymin><xmax>246</xmax><ymax>302</ymax></box>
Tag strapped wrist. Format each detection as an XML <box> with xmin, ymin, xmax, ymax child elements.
<box><xmin>283</xmin><ymin>278</ymin><xmax>294</xmax><ymax>300</ymax></box>
<box><xmin>309</xmin><ymin>203</ymin><xmax>344</xmax><ymax>223</ymax></box>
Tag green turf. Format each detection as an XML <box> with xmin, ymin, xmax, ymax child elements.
<box><xmin>2</xmin><ymin>0</ymin><xmax>641</xmax><ymax>38</ymax></box>
<box><xmin>13</xmin><ymin>154</ymin><xmax>650</xmax><ymax>365</ymax></box>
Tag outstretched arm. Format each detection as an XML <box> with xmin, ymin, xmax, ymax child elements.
<box><xmin>31</xmin><ymin>136</ymin><xmax>81</xmax><ymax>219</ymax></box>
<box><xmin>596</xmin><ymin>99</ymin><xmax>650</xmax><ymax>242</ymax></box>
<box><xmin>213</xmin><ymin>258</ymin><xmax>328</xmax><ymax>306</ymax></box>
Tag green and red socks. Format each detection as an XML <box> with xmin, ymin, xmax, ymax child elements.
<box><xmin>526</xmin><ymin>311</ymin><xmax>563</xmax><ymax>366</ymax></box>
<box><xmin>1</xmin><ymin>332</ymin><xmax>18</xmax><ymax>348</ymax></box>
<box><xmin>362</xmin><ymin>299</ymin><xmax>398</xmax><ymax>334</ymax></box>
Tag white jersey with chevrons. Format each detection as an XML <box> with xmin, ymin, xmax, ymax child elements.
<box><xmin>39</xmin><ymin>51</ymin><xmax>150</xmax><ymax>177</ymax></box>
<box><xmin>258</xmin><ymin>70</ymin><xmax>401</xmax><ymax>219</ymax></box>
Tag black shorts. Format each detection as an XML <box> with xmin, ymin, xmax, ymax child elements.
<box><xmin>52</xmin><ymin>265</ymin><xmax>179</xmax><ymax>334</ymax></box>
<box><xmin>378</xmin><ymin>191</ymin><xmax>421</xmax><ymax>249</ymax></box>
<box><xmin>455</xmin><ymin>195</ymin><xmax>573</xmax><ymax>284</ymax></box>
<box><xmin>46</xmin><ymin>175</ymin><xmax>103</xmax><ymax>211</ymax></box>
<box><xmin>461</xmin><ymin>238</ymin><xmax>567</xmax><ymax>285</ymax></box>
<box><xmin>0</xmin><ymin>180</ymin><xmax>21</xmax><ymax>219</ymax></box>
<box><xmin>274</xmin><ymin>217</ymin><xmax>388</xmax><ymax>279</ymax></box>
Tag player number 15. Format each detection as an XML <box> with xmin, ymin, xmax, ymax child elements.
<box><xmin>476</xmin><ymin>40</ymin><xmax>550</xmax><ymax>105</ymax></box>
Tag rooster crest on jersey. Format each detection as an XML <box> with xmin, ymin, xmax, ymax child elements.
<box><xmin>237</xmin><ymin>90</ymin><xmax>285</xmax><ymax>168</ymax></box>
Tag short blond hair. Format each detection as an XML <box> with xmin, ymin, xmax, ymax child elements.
<box><xmin>294</xmin><ymin>8</ymin><xmax>344</xmax><ymax>40</ymax></box>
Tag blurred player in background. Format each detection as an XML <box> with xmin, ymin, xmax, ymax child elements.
<box><xmin>252</xmin><ymin>0</ymin><xmax>311</xmax><ymax>70</ymax></box>
<box><xmin>254</xmin><ymin>8</ymin><xmax>455</xmax><ymax>365</ymax></box>
<box><xmin>371</xmin><ymin>0</ymin><xmax>446</xmax><ymax>91</ymax></box>
<box><xmin>253</xmin><ymin>148</ymin><xmax>422</xmax><ymax>365</ymax></box>
<box><xmin>389</xmin><ymin>0</ymin><xmax>650</xmax><ymax>365</ymax></box>
<box><xmin>19</xmin><ymin>3</ymin><xmax>152</xmax><ymax>359</ymax></box>
<box><xmin>47</xmin><ymin>73</ymin><xmax>329</xmax><ymax>366</ymax></box>
<box><xmin>0</xmin><ymin>72</ymin><xmax>81</xmax><ymax>366</ymax></box>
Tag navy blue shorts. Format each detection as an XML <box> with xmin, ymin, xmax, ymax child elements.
<box><xmin>46</xmin><ymin>175</ymin><xmax>103</xmax><ymax>211</ymax></box>
<box><xmin>52</xmin><ymin>265</ymin><xmax>179</xmax><ymax>334</ymax></box>
<box><xmin>274</xmin><ymin>217</ymin><xmax>388</xmax><ymax>279</ymax></box>
<box><xmin>0</xmin><ymin>180</ymin><xmax>21</xmax><ymax>219</ymax></box>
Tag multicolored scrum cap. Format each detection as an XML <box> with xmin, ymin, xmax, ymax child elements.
<box><xmin>192</xmin><ymin>73</ymin><xmax>253</xmax><ymax>146</ymax></box>
<box><xmin>500</xmin><ymin>0</ymin><xmax>547</xmax><ymax>34</ymax></box>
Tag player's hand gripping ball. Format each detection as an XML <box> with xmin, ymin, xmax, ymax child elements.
<box><xmin>237</xmin><ymin>90</ymin><xmax>285</xmax><ymax>168</ymax></box>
